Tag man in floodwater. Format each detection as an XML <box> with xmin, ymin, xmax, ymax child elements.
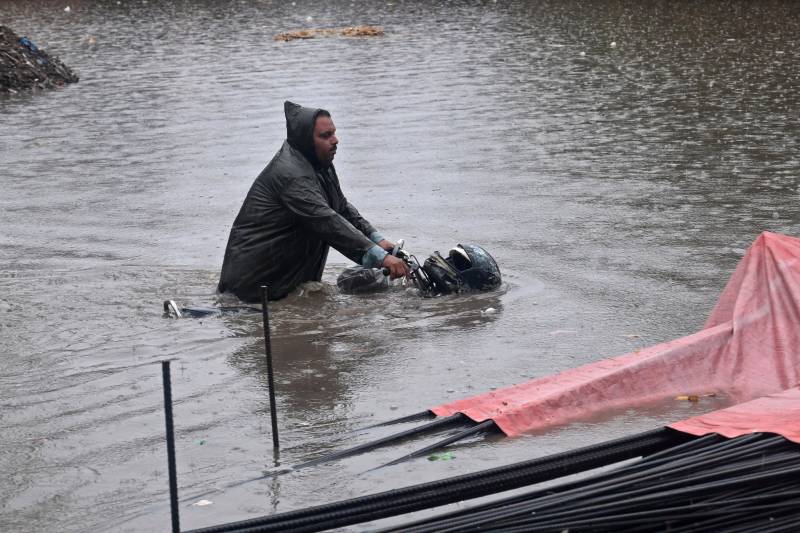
<box><xmin>218</xmin><ymin>101</ymin><xmax>409</xmax><ymax>302</ymax></box>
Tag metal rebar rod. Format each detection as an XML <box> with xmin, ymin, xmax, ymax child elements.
<box><xmin>260</xmin><ymin>285</ymin><xmax>279</xmax><ymax>450</ymax></box>
<box><xmin>291</xmin><ymin>413</ymin><xmax>471</xmax><ymax>470</ymax></box>
<box><xmin>634</xmin><ymin>431</ymin><xmax>726</xmax><ymax>465</ymax></box>
<box><xmin>380</xmin><ymin>420</ymin><xmax>499</xmax><ymax>468</ymax></box>
<box><xmin>357</xmin><ymin>410</ymin><xmax>436</xmax><ymax>430</ymax></box>
<box><xmin>162</xmin><ymin>360</ymin><xmax>180</xmax><ymax>533</ymax></box>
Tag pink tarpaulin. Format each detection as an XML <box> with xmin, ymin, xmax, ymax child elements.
<box><xmin>670</xmin><ymin>387</ymin><xmax>800</xmax><ymax>444</ymax></box>
<box><xmin>432</xmin><ymin>231</ymin><xmax>800</xmax><ymax>437</ymax></box>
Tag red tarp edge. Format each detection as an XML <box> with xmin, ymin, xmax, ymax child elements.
<box><xmin>432</xmin><ymin>231</ymin><xmax>800</xmax><ymax>437</ymax></box>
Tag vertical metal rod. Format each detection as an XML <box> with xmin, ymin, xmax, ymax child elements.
<box><xmin>261</xmin><ymin>285</ymin><xmax>280</xmax><ymax>449</ymax></box>
<box><xmin>161</xmin><ymin>360</ymin><xmax>180</xmax><ymax>533</ymax></box>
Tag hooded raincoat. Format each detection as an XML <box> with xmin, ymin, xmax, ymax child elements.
<box><xmin>218</xmin><ymin>101</ymin><xmax>383</xmax><ymax>302</ymax></box>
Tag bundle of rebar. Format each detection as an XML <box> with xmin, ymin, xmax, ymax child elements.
<box><xmin>388</xmin><ymin>432</ymin><xmax>800</xmax><ymax>532</ymax></box>
<box><xmin>185</xmin><ymin>428</ymin><xmax>689</xmax><ymax>532</ymax></box>
<box><xmin>186</xmin><ymin>430</ymin><xmax>800</xmax><ymax>532</ymax></box>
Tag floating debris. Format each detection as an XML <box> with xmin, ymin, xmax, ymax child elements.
<box><xmin>427</xmin><ymin>451</ymin><xmax>455</xmax><ymax>461</ymax></box>
<box><xmin>676</xmin><ymin>392</ymin><xmax>717</xmax><ymax>403</ymax></box>
<box><xmin>274</xmin><ymin>25</ymin><xmax>384</xmax><ymax>42</ymax></box>
<box><xmin>0</xmin><ymin>26</ymin><xmax>79</xmax><ymax>93</ymax></box>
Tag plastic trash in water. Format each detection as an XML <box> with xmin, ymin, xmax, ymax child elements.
<box><xmin>427</xmin><ymin>451</ymin><xmax>455</xmax><ymax>461</ymax></box>
<box><xmin>336</xmin><ymin>266</ymin><xmax>389</xmax><ymax>294</ymax></box>
<box><xmin>193</xmin><ymin>499</ymin><xmax>213</xmax><ymax>507</ymax></box>
<box><xmin>676</xmin><ymin>393</ymin><xmax>717</xmax><ymax>403</ymax></box>
<box><xmin>19</xmin><ymin>37</ymin><xmax>38</xmax><ymax>52</ymax></box>
<box><xmin>677</xmin><ymin>395</ymin><xmax>700</xmax><ymax>403</ymax></box>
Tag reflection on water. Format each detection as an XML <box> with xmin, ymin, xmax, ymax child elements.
<box><xmin>2</xmin><ymin>0</ymin><xmax>800</xmax><ymax>531</ymax></box>
<box><xmin>224</xmin><ymin>280</ymin><xmax>504</xmax><ymax>418</ymax></box>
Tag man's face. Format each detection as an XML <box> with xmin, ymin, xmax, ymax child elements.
<box><xmin>313</xmin><ymin>115</ymin><xmax>338</xmax><ymax>166</ymax></box>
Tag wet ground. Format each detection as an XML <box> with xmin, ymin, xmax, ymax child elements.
<box><xmin>2</xmin><ymin>0</ymin><xmax>800</xmax><ymax>531</ymax></box>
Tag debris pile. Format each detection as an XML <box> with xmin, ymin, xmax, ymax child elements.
<box><xmin>274</xmin><ymin>25</ymin><xmax>384</xmax><ymax>42</ymax></box>
<box><xmin>0</xmin><ymin>26</ymin><xmax>79</xmax><ymax>93</ymax></box>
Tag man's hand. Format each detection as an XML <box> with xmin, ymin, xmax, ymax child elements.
<box><xmin>382</xmin><ymin>254</ymin><xmax>410</xmax><ymax>279</ymax></box>
<box><xmin>377</xmin><ymin>239</ymin><xmax>395</xmax><ymax>252</ymax></box>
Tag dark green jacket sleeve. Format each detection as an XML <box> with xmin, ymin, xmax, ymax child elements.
<box><xmin>329</xmin><ymin>168</ymin><xmax>378</xmax><ymax>239</ymax></box>
<box><xmin>341</xmin><ymin>200</ymin><xmax>377</xmax><ymax>239</ymax></box>
<box><xmin>280</xmin><ymin>174</ymin><xmax>376</xmax><ymax>264</ymax></box>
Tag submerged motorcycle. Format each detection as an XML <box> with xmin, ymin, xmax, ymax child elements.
<box><xmin>336</xmin><ymin>240</ymin><xmax>502</xmax><ymax>296</ymax></box>
<box><xmin>164</xmin><ymin>240</ymin><xmax>501</xmax><ymax>318</ymax></box>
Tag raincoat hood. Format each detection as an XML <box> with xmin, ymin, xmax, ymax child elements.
<box><xmin>285</xmin><ymin>100</ymin><xmax>329</xmax><ymax>167</ymax></box>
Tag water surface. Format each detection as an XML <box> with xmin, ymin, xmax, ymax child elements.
<box><xmin>2</xmin><ymin>1</ymin><xmax>799</xmax><ymax>531</ymax></box>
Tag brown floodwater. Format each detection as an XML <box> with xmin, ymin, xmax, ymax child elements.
<box><xmin>2</xmin><ymin>0</ymin><xmax>800</xmax><ymax>531</ymax></box>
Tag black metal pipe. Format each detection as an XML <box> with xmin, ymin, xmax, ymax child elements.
<box><xmin>162</xmin><ymin>360</ymin><xmax>180</xmax><ymax>533</ymax></box>
<box><xmin>260</xmin><ymin>285</ymin><xmax>279</xmax><ymax>450</ymax></box>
